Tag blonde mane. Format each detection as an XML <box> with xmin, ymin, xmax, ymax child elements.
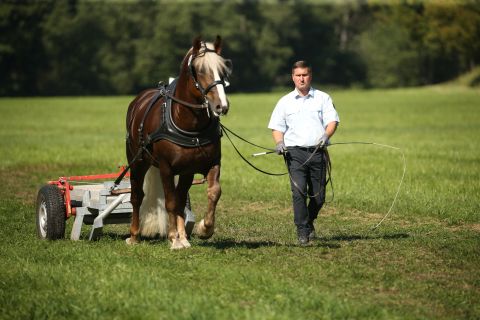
<box><xmin>188</xmin><ymin>42</ymin><xmax>231</xmax><ymax>77</ymax></box>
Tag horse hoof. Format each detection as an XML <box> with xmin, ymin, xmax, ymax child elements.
<box><xmin>126</xmin><ymin>237</ymin><xmax>139</xmax><ymax>245</ymax></box>
<box><xmin>180</xmin><ymin>238</ymin><xmax>191</xmax><ymax>248</ymax></box>
<box><xmin>196</xmin><ymin>219</ymin><xmax>214</xmax><ymax>239</ymax></box>
<box><xmin>170</xmin><ymin>238</ymin><xmax>191</xmax><ymax>250</ymax></box>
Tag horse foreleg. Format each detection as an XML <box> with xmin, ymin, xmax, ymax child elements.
<box><xmin>127</xmin><ymin>164</ymin><xmax>148</xmax><ymax>245</ymax></box>
<box><xmin>196</xmin><ymin>165</ymin><xmax>221</xmax><ymax>239</ymax></box>
<box><xmin>161</xmin><ymin>174</ymin><xmax>177</xmax><ymax>245</ymax></box>
<box><xmin>173</xmin><ymin>174</ymin><xmax>194</xmax><ymax>248</ymax></box>
<box><xmin>160</xmin><ymin>169</ymin><xmax>191</xmax><ymax>249</ymax></box>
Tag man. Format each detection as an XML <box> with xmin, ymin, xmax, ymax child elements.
<box><xmin>268</xmin><ymin>60</ymin><xmax>339</xmax><ymax>246</ymax></box>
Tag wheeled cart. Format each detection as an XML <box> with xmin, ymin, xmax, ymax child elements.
<box><xmin>35</xmin><ymin>168</ymin><xmax>196</xmax><ymax>241</ymax></box>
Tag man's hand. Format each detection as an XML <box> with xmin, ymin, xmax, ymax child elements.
<box><xmin>316</xmin><ymin>133</ymin><xmax>329</xmax><ymax>148</ymax></box>
<box><xmin>275</xmin><ymin>142</ymin><xmax>286</xmax><ymax>155</ymax></box>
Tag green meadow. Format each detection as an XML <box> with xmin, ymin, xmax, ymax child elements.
<box><xmin>0</xmin><ymin>86</ymin><xmax>478</xmax><ymax>319</ymax></box>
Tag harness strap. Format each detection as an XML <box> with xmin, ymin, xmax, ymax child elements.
<box><xmin>148</xmin><ymin>81</ymin><xmax>221</xmax><ymax>148</ymax></box>
<box><xmin>112</xmin><ymin>146</ymin><xmax>143</xmax><ymax>187</ymax></box>
<box><xmin>137</xmin><ymin>88</ymin><xmax>164</xmax><ymax>146</ymax></box>
<box><xmin>164</xmin><ymin>90</ymin><xmax>208</xmax><ymax>109</ymax></box>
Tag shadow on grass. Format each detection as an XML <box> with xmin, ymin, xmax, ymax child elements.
<box><xmin>98</xmin><ymin>233</ymin><xmax>341</xmax><ymax>249</ymax></box>
<box><xmin>196</xmin><ymin>239</ymin><xmax>342</xmax><ymax>249</ymax></box>
<box><xmin>94</xmin><ymin>232</ymin><xmax>131</xmax><ymax>241</ymax></box>
<box><xmin>197</xmin><ymin>239</ymin><xmax>281</xmax><ymax>249</ymax></box>
<box><xmin>97</xmin><ymin>232</ymin><xmax>409</xmax><ymax>249</ymax></box>
<box><xmin>318</xmin><ymin>232</ymin><xmax>409</xmax><ymax>242</ymax></box>
<box><xmin>197</xmin><ymin>232</ymin><xmax>409</xmax><ymax>249</ymax></box>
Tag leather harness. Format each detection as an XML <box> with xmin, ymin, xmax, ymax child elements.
<box><xmin>115</xmin><ymin>79</ymin><xmax>222</xmax><ymax>187</ymax></box>
<box><xmin>116</xmin><ymin>44</ymin><xmax>227</xmax><ymax>187</ymax></box>
<box><xmin>138</xmin><ymin>79</ymin><xmax>222</xmax><ymax>149</ymax></box>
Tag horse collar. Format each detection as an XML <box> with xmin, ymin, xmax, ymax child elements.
<box><xmin>147</xmin><ymin>80</ymin><xmax>222</xmax><ymax>148</ymax></box>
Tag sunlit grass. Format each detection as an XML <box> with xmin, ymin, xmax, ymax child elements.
<box><xmin>0</xmin><ymin>87</ymin><xmax>479</xmax><ymax>319</ymax></box>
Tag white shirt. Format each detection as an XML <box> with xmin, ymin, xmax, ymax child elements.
<box><xmin>268</xmin><ymin>87</ymin><xmax>340</xmax><ymax>147</ymax></box>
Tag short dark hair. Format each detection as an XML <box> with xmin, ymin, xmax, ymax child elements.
<box><xmin>291</xmin><ymin>60</ymin><xmax>312</xmax><ymax>74</ymax></box>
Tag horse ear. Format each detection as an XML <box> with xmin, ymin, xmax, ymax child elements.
<box><xmin>214</xmin><ymin>35</ymin><xmax>222</xmax><ymax>54</ymax></box>
<box><xmin>192</xmin><ymin>36</ymin><xmax>202</xmax><ymax>54</ymax></box>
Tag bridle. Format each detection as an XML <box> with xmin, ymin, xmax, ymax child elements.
<box><xmin>182</xmin><ymin>44</ymin><xmax>231</xmax><ymax>114</ymax></box>
<box><xmin>155</xmin><ymin>47</ymin><xmax>230</xmax><ymax>115</ymax></box>
<box><xmin>188</xmin><ymin>45</ymin><xmax>231</xmax><ymax>95</ymax></box>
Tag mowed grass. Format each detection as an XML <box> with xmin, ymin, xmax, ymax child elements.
<box><xmin>0</xmin><ymin>87</ymin><xmax>479</xmax><ymax>319</ymax></box>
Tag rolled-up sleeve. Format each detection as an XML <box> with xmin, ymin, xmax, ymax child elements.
<box><xmin>322</xmin><ymin>95</ymin><xmax>340</xmax><ymax>127</ymax></box>
<box><xmin>268</xmin><ymin>100</ymin><xmax>286</xmax><ymax>133</ymax></box>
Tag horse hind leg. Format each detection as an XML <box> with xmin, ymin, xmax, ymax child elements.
<box><xmin>126</xmin><ymin>162</ymin><xmax>149</xmax><ymax>245</ymax></box>
<box><xmin>196</xmin><ymin>165</ymin><xmax>221</xmax><ymax>239</ymax></box>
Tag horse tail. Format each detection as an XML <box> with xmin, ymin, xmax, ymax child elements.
<box><xmin>139</xmin><ymin>166</ymin><xmax>168</xmax><ymax>238</ymax></box>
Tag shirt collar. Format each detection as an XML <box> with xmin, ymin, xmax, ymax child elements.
<box><xmin>294</xmin><ymin>87</ymin><xmax>314</xmax><ymax>99</ymax></box>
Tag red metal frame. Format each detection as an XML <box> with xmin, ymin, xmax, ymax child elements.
<box><xmin>46</xmin><ymin>166</ymin><xmax>205</xmax><ymax>219</ymax></box>
<box><xmin>48</xmin><ymin>166</ymin><xmax>130</xmax><ymax>218</ymax></box>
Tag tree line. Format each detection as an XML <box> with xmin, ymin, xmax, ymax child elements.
<box><xmin>1</xmin><ymin>0</ymin><xmax>479</xmax><ymax>96</ymax></box>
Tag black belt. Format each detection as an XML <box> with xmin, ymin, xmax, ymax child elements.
<box><xmin>288</xmin><ymin>146</ymin><xmax>323</xmax><ymax>153</ymax></box>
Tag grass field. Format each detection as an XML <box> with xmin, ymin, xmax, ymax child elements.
<box><xmin>0</xmin><ymin>86</ymin><xmax>479</xmax><ymax>319</ymax></box>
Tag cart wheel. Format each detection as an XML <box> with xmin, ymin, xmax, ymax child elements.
<box><xmin>36</xmin><ymin>185</ymin><xmax>66</xmax><ymax>240</ymax></box>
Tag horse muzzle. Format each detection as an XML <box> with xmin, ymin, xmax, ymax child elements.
<box><xmin>217</xmin><ymin>101</ymin><xmax>229</xmax><ymax>116</ymax></box>
<box><xmin>209</xmin><ymin>99</ymin><xmax>229</xmax><ymax>117</ymax></box>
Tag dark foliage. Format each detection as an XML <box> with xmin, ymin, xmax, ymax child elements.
<box><xmin>0</xmin><ymin>0</ymin><xmax>479</xmax><ymax>96</ymax></box>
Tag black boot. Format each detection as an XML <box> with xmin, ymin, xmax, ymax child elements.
<box><xmin>298</xmin><ymin>234</ymin><xmax>309</xmax><ymax>246</ymax></box>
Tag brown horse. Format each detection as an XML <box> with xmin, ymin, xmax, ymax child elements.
<box><xmin>125</xmin><ymin>36</ymin><xmax>231</xmax><ymax>249</ymax></box>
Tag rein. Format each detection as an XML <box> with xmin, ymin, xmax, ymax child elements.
<box><xmin>220</xmin><ymin>124</ymin><xmax>406</xmax><ymax>230</ymax></box>
<box><xmin>221</xmin><ymin>124</ymin><xmax>332</xmax><ymax>198</ymax></box>
<box><xmin>221</xmin><ymin>124</ymin><xmax>286</xmax><ymax>176</ymax></box>
<box><xmin>221</xmin><ymin>124</ymin><xmax>327</xmax><ymax>176</ymax></box>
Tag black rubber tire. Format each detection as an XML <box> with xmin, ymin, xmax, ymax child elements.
<box><xmin>36</xmin><ymin>185</ymin><xmax>66</xmax><ymax>240</ymax></box>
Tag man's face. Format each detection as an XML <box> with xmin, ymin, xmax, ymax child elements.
<box><xmin>292</xmin><ymin>67</ymin><xmax>312</xmax><ymax>93</ymax></box>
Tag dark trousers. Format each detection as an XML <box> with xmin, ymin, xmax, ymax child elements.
<box><xmin>285</xmin><ymin>147</ymin><xmax>327</xmax><ymax>237</ymax></box>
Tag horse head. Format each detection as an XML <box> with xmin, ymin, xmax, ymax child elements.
<box><xmin>187</xmin><ymin>36</ymin><xmax>232</xmax><ymax>116</ymax></box>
